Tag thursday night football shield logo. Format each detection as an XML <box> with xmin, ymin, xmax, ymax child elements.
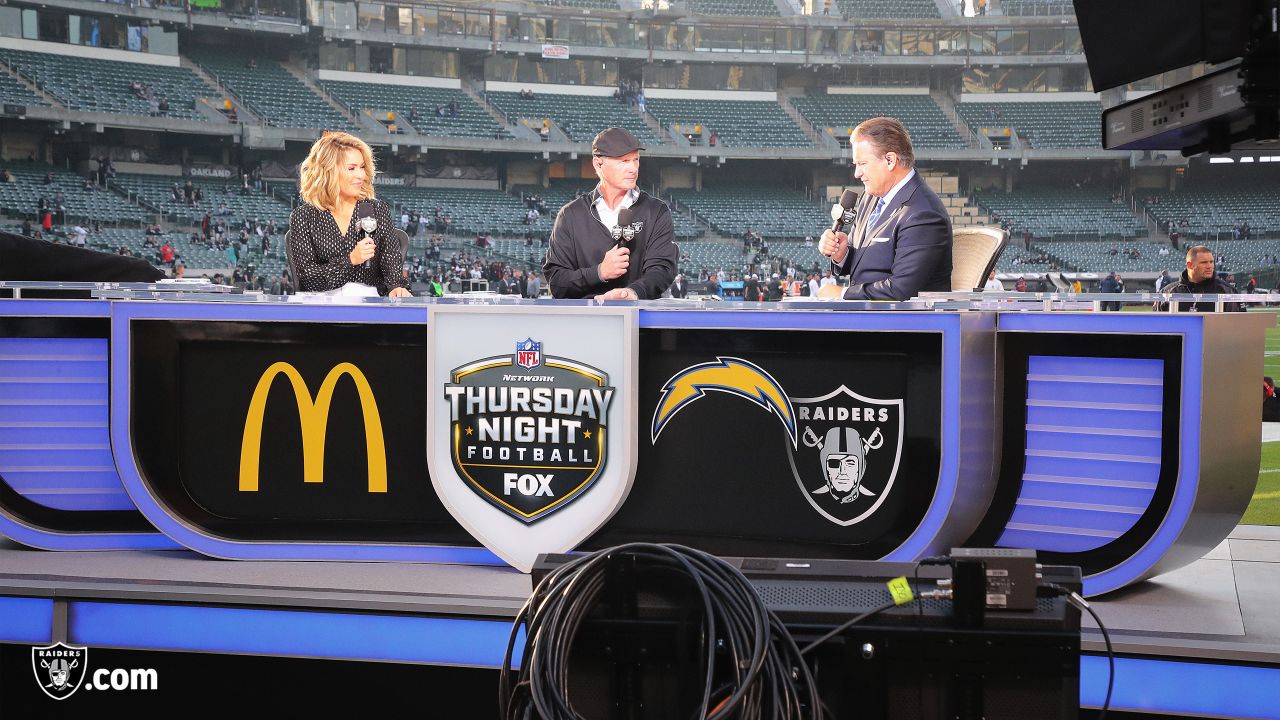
<box><xmin>444</xmin><ymin>344</ymin><xmax>614</xmax><ymax>524</ymax></box>
<box><xmin>427</xmin><ymin>305</ymin><xmax>637</xmax><ymax>572</ymax></box>
<box><xmin>32</xmin><ymin>642</ymin><xmax>87</xmax><ymax>700</ymax></box>
<box><xmin>786</xmin><ymin>386</ymin><xmax>903</xmax><ymax>526</ymax></box>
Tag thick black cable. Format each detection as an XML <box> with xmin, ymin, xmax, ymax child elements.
<box><xmin>499</xmin><ymin>543</ymin><xmax>821</xmax><ymax>720</ymax></box>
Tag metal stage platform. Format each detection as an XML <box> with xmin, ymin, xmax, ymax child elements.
<box><xmin>2</xmin><ymin>526</ymin><xmax>1279</xmax><ymax>718</ymax></box>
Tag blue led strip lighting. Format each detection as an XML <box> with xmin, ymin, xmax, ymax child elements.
<box><xmin>0</xmin><ymin>595</ymin><xmax>54</xmax><ymax>644</ymax></box>
<box><xmin>69</xmin><ymin>601</ymin><xmax>525</xmax><ymax>668</ymax></box>
<box><xmin>998</xmin><ymin>313</ymin><xmax>1203</xmax><ymax>596</ymax></box>
<box><xmin>0</xmin><ymin>337</ymin><xmax>134</xmax><ymax>512</ymax></box>
<box><xmin>1082</xmin><ymin>655</ymin><xmax>1280</xmax><ymax>719</ymax></box>
<box><xmin>0</xmin><ymin>300</ymin><xmax>177</xmax><ymax>551</ymax></box>
<box><xmin>998</xmin><ymin>356</ymin><xmax>1162</xmax><ymax>553</ymax></box>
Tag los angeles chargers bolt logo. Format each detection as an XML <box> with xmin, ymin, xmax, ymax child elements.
<box><xmin>652</xmin><ymin>359</ymin><xmax>902</xmax><ymax>526</ymax></box>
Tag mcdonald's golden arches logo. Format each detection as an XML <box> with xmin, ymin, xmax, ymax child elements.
<box><xmin>239</xmin><ymin>361</ymin><xmax>387</xmax><ymax>493</ymax></box>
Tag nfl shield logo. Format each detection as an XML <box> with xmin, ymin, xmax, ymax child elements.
<box><xmin>516</xmin><ymin>338</ymin><xmax>541</xmax><ymax>369</ymax></box>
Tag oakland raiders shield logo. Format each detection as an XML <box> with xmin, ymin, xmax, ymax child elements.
<box><xmin>786</xmin><ymin>386</ymin><xmax>903</xmax><ymax>526</ymax></box>
<box><xmin>428</xmin><ymin>305</ymin><xmax>638</xmax><ymax>572</ymax></box>
<box><xmin>32</xmin><ymin>642</ymin><xmax>88</xmax><ymax>700</ymax></box>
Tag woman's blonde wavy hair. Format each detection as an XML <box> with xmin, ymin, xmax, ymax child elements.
<box><xmin>298</xmin><ymin>132</ymin><xmax>377</xmax><ymax>211</ymax></box>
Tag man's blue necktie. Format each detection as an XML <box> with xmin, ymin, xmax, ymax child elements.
<box><xmin>866</xmin><ymin>197</ymin><xmax>886</xmax><ymax>231</ymax></box>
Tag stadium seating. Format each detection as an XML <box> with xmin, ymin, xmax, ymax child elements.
<box><xmin>686</xmin><ymin>0</ymin><xmax>780</xmax><ymax>16</ymax></box>
<box><xmin>1136</xmin><ymin>171</ymin><xmax>1280</xmax><ymax>240</ymax></box>
<box><xmin>112</xmin><ymin>174</ymin><xmax>292</xmax><ymax>228</ymax></box>
<box><xmin>645</xmin><ymin>98</ymin><xmax>811</xmax><ymax>148</ymax></box>
<box><xmin>956</xmin><ymin>101</ymin><xmax>1102</xmax><ymax>149</ymax></box>
<box><xmin>485</xmin><ymin>91</ymin><xmax>658</xmax><ymax>145</ymax></box>
<box><xmin>972</xmin><ymin>185</ymin><xmax>1141</xmax><ymax>240</ymax></box>
<box><xmin>186</xmin><ymin>48</ymin><xmax>357</xmax><ymax>131</ymax></box>
<box><xmin>0</xmin><ymin>162</ymin><xmax>150</xmax><ymax>225</ymax></box>
<box><xmin>371</xmin><ymin>185</ymin><xmax>541</xmax><ymax>239</ymax></box>
<box><xmin>320</xmin><ymin>81</ymin><xmax>510</xmax><ymax>139</ymax></box>
<box><xmin>0</xmin><ymin>49</ymin><xmax>216</xmax><ymax>121</ymax></box>
<box><xmin>667</xmin><ymin>186</ymin><xmax>826</xmax><ymax>240</ymax></box>
<box><xmin>1033</xmin><ymin>240</ymin><xmax>1184</xmax><ymax>274</ymax></box>
<box><xmin>999</xmin><ymin>0</ymin><xmax>1076</xmax><ymax>16</ymax></box>
<box><xmin>993</xmin><ymin>243</ymin><xmax>1059</xmax><ymax>273</ymax></box>
<box><xmin>531</xmin><ymin>0</ymin><xmax>620</xmax><ymax>9</ymax></box>
<box><xmin>790</xmin><ymin>94</ymin><xmax>966</xmax><ymax>149</ymax></box>
<box><xmin>836</xmin><ymin>0</ymin><xmax>941</xmax><ymax>19</ymax></box>
<box><xmin>0</xmin><ymin>70</ymin><xmax>46</xmax><ymax>108</ymax></box>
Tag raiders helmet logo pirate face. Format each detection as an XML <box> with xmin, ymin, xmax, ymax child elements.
<box><xmin>786</xmin><ymin>386</ymin><xmax>903</xmax><ymax>526</ymax></box>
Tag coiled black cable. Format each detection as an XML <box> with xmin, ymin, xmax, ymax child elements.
<box><xmin>499</xmin><ymin>543</ymin><xmax>822</xmax><ymax>720</ymax></box>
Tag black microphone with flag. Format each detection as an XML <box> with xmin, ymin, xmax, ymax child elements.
<box><xmin>612</xmin><ymin>207</ymin><xmax>635</xmax><ymax>249</ymax></box>
<box><xmin>830</xmin><ymin>189</ymin><xmax>859</xmax><ymax>234</ymax></box>
<box><xmin>356</xmin><ymin>203</ymin><xmax>377</xmax><ymax>268</ymax></box>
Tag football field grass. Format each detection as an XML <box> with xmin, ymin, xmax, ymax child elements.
<box><xmin>1250</xmin><ymin>309</ymin><xmax>1280</xmax><ymax>525</ymax></box>
<box><xmin>1111</xmin><ymin>306</ymin><xmax>1279</xmax><ymax>524</ymax></box>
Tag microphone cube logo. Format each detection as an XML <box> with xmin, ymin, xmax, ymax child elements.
<box><xmin>32</xmin><ymin>643</ymin><xmax>88</xmax><ymax>700</ymax></box>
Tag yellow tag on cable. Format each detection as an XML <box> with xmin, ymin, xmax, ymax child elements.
<box><xmin>887</xmin><ymin>576</ymin><xmax>914</xmax><ymax>606</ymax></box>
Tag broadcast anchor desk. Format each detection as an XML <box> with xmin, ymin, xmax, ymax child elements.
<box><xmin>0</xmin><ymin>291</ymin><xmax>1277</xmax><ymax>717</ymax></box>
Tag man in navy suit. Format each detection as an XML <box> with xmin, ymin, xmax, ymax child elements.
<box><xmin>818</xmin><ymin>117</ymin><xmax>952</xmax><ymax>300</ymax></box>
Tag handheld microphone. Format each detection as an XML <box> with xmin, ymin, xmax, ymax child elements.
<box><xmin>830</xmin><ymin>189</ymin><xmax>859</xmax><ymax>234</ymax></box>
<box><xmin>612</xmin><ymin>207</ymin><xmax>635</xmax><ymax>249</ymax></box>
<box><xmin>357</xmin><ymin>204</ymin><xmax>377</xmax><ymax>268</ymax></box>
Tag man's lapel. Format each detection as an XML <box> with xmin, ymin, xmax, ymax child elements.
<box><xmin>851</xmin><ymin>174</ymin><xmax>920</xmax><ymax>275</ymax></box>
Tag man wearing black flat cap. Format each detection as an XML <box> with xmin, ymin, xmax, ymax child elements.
<box><xmin>544</xmin><ymin>127</ymin><xmax>678</xmax><ymax>300</ymax></box>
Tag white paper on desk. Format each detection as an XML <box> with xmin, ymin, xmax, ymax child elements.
<box><xmin>318</xmin><ymin>282</ymin><xmax>379</xmax><ymax>298</ymax></box>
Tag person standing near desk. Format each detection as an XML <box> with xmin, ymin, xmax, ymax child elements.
<box><xmin>544</xmin><ymin>127</ymin><xmax>677</xmax><ymax>300</ymax></box>
<box><xmin>287</xmin><ymin>132</ymin><xmax>411</xmax><ymax>297</ymax></box>
<box><xmin>1158</xmin><ymin>244</ymin><xmax>1245</xmax><ymax>312</ymax></box>
<box><xmin>817</xmin><ymin>117</ymin><xmax>951</xmax><ymax>300</ymax></box>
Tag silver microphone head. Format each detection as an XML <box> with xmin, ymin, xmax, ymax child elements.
<box><xmin>359</xmin><ymin>216</ymin><xmax>377</xmax><ymax>234</ymax></box>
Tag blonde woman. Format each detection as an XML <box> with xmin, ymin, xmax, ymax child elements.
<box><xmin>288</xmin><ymin>132</ymin><xmax>411</xmax><ymax>297</ymax></box>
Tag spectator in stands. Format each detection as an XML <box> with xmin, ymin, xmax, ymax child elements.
<box><xmin>545</xmin><ymin>128</ymin><xmax>677</xmax><ymax>300</ymax></box>
<box><xmin>1158</xmin><ymin>246</ymin><xmax>1244</xmax><ymax>312</ymax></box>
<box><xmin>818</xmin><ymin>117</ymin><xmax>951</xmax><ymax>301</ymax></box>
<box><xmin>71</xmin><ymin>225</ymin><xmax>88</xmax><ymax>247</ymax></box>
<box><xmin>288</xmin><ymin>132</ymin><xmax>411</xmax><ymax>297</ymax></box>
<box><xmin>43</xmin><ymin>172</ymin><xmax>53</xmax><ymax>185</ymax></box>
<box><xmin>0</xmin><ymin>169</ymin><xmax>13</xmax><ymax>183</ymax></box>
<box><xmin>21</xmin><ymin>219</ymin><xmax>33</xmax><ymax>237</ymax></box>
<box><xmin>158</xmin><ymin>97</ymin><xmax>169</xmax><ymax>115</ymax></box>
<box><xmin>1156</xmin><ymin>270</ymin><xmax>1173</xmax><ymax>291</ymax></box>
